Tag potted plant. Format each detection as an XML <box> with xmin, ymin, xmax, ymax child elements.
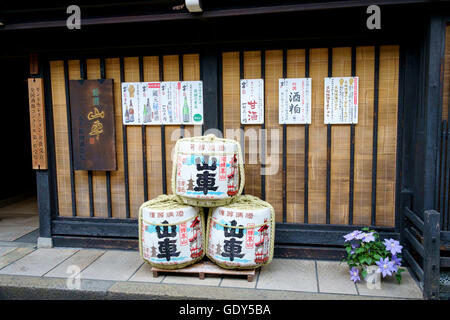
<box><xmin>342</xmin><ymin>227</ymin><xmax>405</xmax><ymax>284</ymax></box>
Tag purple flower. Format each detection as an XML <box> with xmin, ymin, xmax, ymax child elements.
<box><xmin>355</xmin><ymin>232</ymin><xmax>366</xmax><ymax>240</ymax></box>
<box><xmin>362</xmin><ymin>232</ymin><xmax>376</xmax><ymax>243</ymax></box>
<box><xmin>349</xmin><ymin>267</ymin><xmax>361</xmax><ymax>283</ymax></box>
<box><xmin>351</xmin><ymin>243</ymin><xmax>360</xmax><ymax>249</ymax></box>
<box><xmin>344</xmin><ymin>230</ymin><xmax>362</xmax><ymax>242</ymax></box>
<box><xmin>392</xmin><ymin>255</ymin><xmax>402</xmax><ymax>267</ymax></box>
<box><xmin>376</xmin><ymin>258</ymin><xmax>395</xmax><ymax>278</ymax></box>
<box><xmin>384</xmin><ymin>239</ymin><xmax>403</xmax><ymax>255</ymax></box>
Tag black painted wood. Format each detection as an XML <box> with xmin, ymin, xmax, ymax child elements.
<box><xmin>138</xmin><ymin>56</ymin><xmax>148</xmax><ymax>202</ymax></box>
<box><xmin>326</xmin><ymin>48</ymin><xmax>332</xmax><ymax>224</ymax></box>
<box><xmin>403</xmin><ymin>249</ymin><xmax>424</xmax><ymax>281</ymax></box>
<box><xmin>423</xmin><ymin>210</ymin><xmax>440</xmax><ymax>300</ymax></box>
<box><xmin>371</xmin><ymin>45</ymin><xmax>380</xmax><ymax>226</ymax></box>
<box><xmin>119</xmin><ymin>57</ymin><xmax>131</xmax><ymax>218</ymax></box>
<box><xmin>304</xmin><ymin>48</ymin><xmax>310</xmax><ymax>224</ymax></box>
<box><xmin>261</xmin><ymin>50</ymin><xmax>266</xmax><ymax>201</ymax></box>
<box><xmin>404</xmin><ymin>207</ymin><xmax>424</xmax><ymax>232</ymax></box>
<box><xmin>100</xmin><ymin>58</ymin><xmax>113</xmax><ymax>218</ymax></box>
<box><xmin>200</xmin><ymin>52</ymin><xmax>221</xmax><ymax>132</ymax></box>
<box><xmin>349</xmin><ymin>46</ymin><xmax>356</xmax><ymax>225</ymax></box>
<box><xmin>159</xmin><ymin>55</ymin><xmax>167</xmax><ymax>195</ymax></box>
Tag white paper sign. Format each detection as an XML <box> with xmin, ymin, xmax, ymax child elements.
<box><xmin>121</xmin><ymin>82</ymin><xmax>141</xmax><ymax>125</ymax></box>
<box><xmin>122</xmin><ymin>81</ymin><xmax>204</xmax><ymax>125</ymax></box>
<box><xmin>141</xmin><ymin>82</ymin><xmax>162</xmax><ymax>124</ymax></box>
<box><xmin>324</xmin><ymin>77</ymin><xmax>359</xmax><ymax>124</ymax></box>
<box><xmin>179</xmin><ymin>81</ymin><xmax>204</xmax><ymax>125</ymax></box>
<box><xmin>279</xmin><ymin>78</ymin><xmax>311</xmax><ymax>124</ymax></box>
<box><xmin>240</xmin><ymin>79</ymin><xmax>264</xmax><ymax>124</ymax></box>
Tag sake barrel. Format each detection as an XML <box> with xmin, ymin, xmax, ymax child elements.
<box><xmin>172</xmin><ymin>134</ymin><xmax>244</xmax><ymax>207</ymax></box>
<box><xmin>139</xmin><ymin>195</ymin><xmax>205</xmax><ymax>269</ymax></box>
<box><xmin>206</xmin><ymin>195</ymin><xmax>275</xmax><ymax>269</ymax></box>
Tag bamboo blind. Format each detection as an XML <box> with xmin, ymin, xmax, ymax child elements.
<box><xmin>222</xmin><ymin>46</ymin><xmax>399</xmax><ymax>226</ymax></box>
<box><xmin>50</xmin><ymin>47</ymin><xmax>399</xmax><ymax>227</ymax></box>
<box><xmin>50</xmin><ymin>54</ymin><xmax>201</xmax><ymax>218</ymax></box>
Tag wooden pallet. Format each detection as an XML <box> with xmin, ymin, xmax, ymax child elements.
<box><xmin>151</xmin><ymin>260</ymin><xmax>258</xmax><ymax>282</ymax></box>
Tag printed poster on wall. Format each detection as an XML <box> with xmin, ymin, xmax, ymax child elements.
<box><xmin>122</xmin><ymin>81</ymin><xmax>203</xmax><ymax>125</ymax></box>
<box><xmin>121</xmin><ymin>82</ymin><xmax>141</xmax><ymax>125</ymax></box>
<box><xmin>324</xmin><ymin>77</ymin><xmax>359</xmax><ymax>124</ymax></box>
<box><xmin>140</xmin><ymin>82</ymin><xmax>162</xmax><ymax>124</ymax></box>
<box><xmin>279</xmin><ymin>78</ymin><xmax>312</xmax><ymax>124</ymax></box>
<box><xmin>240</xmin><ymin>79</ymin><xmax>264</xmax><ymax>124</ymax></box>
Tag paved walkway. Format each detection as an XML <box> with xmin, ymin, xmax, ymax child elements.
<box><xmin>0</xmin><ymin>246</ymin><xmax>423</xmax><ymax>299</ymax></box>
<box><xmin>0</xmin><ymin>197</ymin><xmax>423</xmax><ymax>300</ymax></box>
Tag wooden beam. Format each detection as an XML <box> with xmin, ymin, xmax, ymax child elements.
<box><xmin>0</xmin><ymin>0</ymin><xmax>435</xmax><ymax>31</ymax></box>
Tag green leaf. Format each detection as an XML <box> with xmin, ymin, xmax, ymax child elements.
<box><xmin>361</xmin><ymin>269</ymin><xmax>367</xmax><ymax>279</ymax></box>
<box><xmin>395</xmin><ymin>274</ymin><xmax>402</xmax><ymax>284</ymax></box>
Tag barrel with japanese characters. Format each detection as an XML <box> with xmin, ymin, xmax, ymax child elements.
<box><xmin>172</xmin><ymin>134</ymin><xmax>245</xmax><ymax>207</ymax></box>
<box><xmin>206</xmin><ymin>195</ymin><xmax>275</xmax><ymax>270</ymax></box>
<box><xmin>139</xmin><ymin>195</ymin><xmax>206</xmax><ymax>270</ymax></box>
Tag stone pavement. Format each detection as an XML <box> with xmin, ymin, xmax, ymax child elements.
<box><xmin>0</xmin><ymin>197</ymin><xmax>424</xmax><ymax>300</ymax></box>
<box><xmin>0</xmin><ymin>246</ymin><xmax>423</xmax><ymax>300</ymax></box>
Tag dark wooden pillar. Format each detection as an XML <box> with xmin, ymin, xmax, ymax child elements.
<box><xmin>413</xmin><ymin>15</ymin><xmax>445</xmax><ymax>217</ymax></box>
<box><xmin>200</xmin><ymin>51</ymin><xmax>222</xmax><ymax>133</ymax></box>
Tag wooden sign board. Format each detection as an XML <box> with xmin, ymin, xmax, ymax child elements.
<box><xmin>28</xmin><ymin>78</ymin><xmax>48</xmax><ymax>170</ymax></box>
<box><xmin>69</xmin><ymin>79</ymin><xmax>117</xmax><ymax>171</ymax></box>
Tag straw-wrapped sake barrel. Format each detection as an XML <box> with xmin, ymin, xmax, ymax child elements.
<box><xmin>172</xmin><ymin>134</ymin><xmax>244</xmax><ymax>207</ymax></box>
<box><xmin>206</xmin><ymin>195</ymin><xmax>275</xmax><ymax>269</ymax></box>
<box><xmin>139</xmin><ymin>195</ymin><xmax>205</xmax><ymax>269</ymax></box>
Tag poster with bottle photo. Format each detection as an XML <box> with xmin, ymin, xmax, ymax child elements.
<box><xmin>140</xmin><ymin>82</ymin><xmax>162</xmax><ymax>124</ymax></box>
<box><xmin>240</xmin><ymin>79</ymin><xmax>264</xmax><ymax>124</ymax></box>
<box><xmin>160</xmin><ymin>81</ymin><xmax>179</xmax><ymax>124</ymax></box>
<box><xmin>121</xmin><ymin>82</ymin><xmax>141</xmax><ymax>125</ymax></box>
<box><xmin>324</xmin><ymin>77</ymin><xmax>358</xmax><ymax>124</ymax></box>
<box><xmin>180</xmin><ymin>81</ymin><xmax>204</xmax><ymax>125</ymax></box>
<box><xmin>279</xmin><ymin>78</ymin><xmax>311</xmax><ymax>124</ymax></box>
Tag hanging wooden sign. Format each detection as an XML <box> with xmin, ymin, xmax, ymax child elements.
<box><xmin>69</xmin><ymin>79</ymin><xmax>117</xmax><ymax>171</ymax></box>
<box><xmin>28</xmin><ymin>78</ymin><xmax>48</xmax><ymax>170</ymax></box>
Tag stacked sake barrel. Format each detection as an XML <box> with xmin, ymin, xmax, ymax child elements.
<box><xmin>139</xmin><ymin>134</ymin><xmax>274</xmax><ymax>270</ymax></box>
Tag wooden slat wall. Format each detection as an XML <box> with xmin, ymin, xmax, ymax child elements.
<box><xmin>330</xmin><ymin>47</ymin><xmax>351</xmax><ymax>224</ymax></box>
<box><xmin>50</xmin><ymin>61</ymin><xmax>72</xmax><ymax>217</ymax></box>
<box><xmin>376</xmin><ymin>46</ymin><xmax>399</xmax><ymax>227</ymax></box>
<box><xmin>123</xmin><ymin>57</ymin><xmax>143</xmax><ymax>218</ymax></box>
<box><xmin>286</xmin><ymin>49</ymin><xmax>306</xmax><ymax>223</ymax></box>
<box><xmin>163</xmin><ymin>55</ymin><xmax>179</xmax><ymax>195</ymax></box>
<box><xmin>443</xmin><ymin>25</ymin><xmax>450</xmax><ymax>121</ymax></box>
<box><xmin>243</xmin><ymin>51</ymin><xmax>262</xmax><ymax>198</ymax></box>
<box><xmin>183</xmin><ymin>54</ymin><xmax>202</xmax><ymax>139</ymax></box>
<box><xmin>143</xmin><ymin>56</ymin><xmax>162</xmax><ymax>200</ymax></box>
<box><xmin>223</xmin><ymin>52</ymin><xmax>241</xmax><ymax>147</ymax></box>
<box><xmin>308</xmin><ymin>48</ymin><xmax>328</xmax><ymax>224</ymax></box>
<box><xmin>265</xmin><ymin>50</ymin><xmax>283</xmax><ymax>222</ymax></box>
<box><xmin>105</xmin><ymin>58</ymin><xmax>126</xmax><ymax>218</ymax></box>
<box><xmin>222</xmin><ymin>46</ymin><xmax>399</xmax><ymax>226</ymax></box>
<box><xmin>51</xmin><ymin>55</ymin><xmax>201</xmax><ymax>218</ymax></box>
<box><xmin>353</xmin><ymin>47</ymin><xmax>375</xmax><ymax>226</ymax></box>
<box><xmin>50</xmin><ymin>47</ymin><xmax>399</xmax><ymax>227</ymax></box>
